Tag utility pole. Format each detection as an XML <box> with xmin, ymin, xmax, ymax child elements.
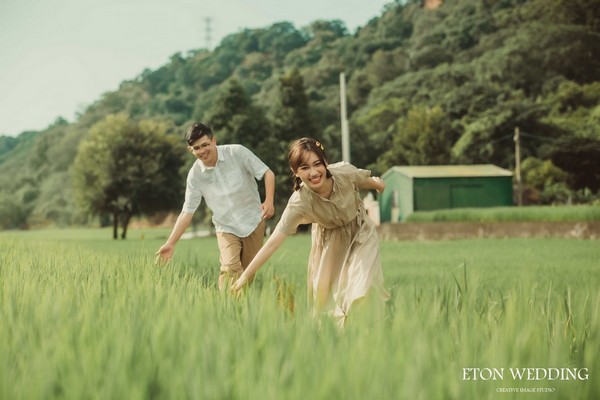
<box><xmin>204</xmin><ymin>17</ymin><xmax>213</xmax><ymax>50</ymax></box>
<box><xmin>339</xmin><ymin>72</ymin><xmax>350</xmax><ymax>163</ymax></box>
<box><xmin>514</xmin><ymin>126</ymin><xmax>522</xmax><ymax>206</ymax></box>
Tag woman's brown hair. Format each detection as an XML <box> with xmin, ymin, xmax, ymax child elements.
<box><xmin>288</xmin><ymin>138</ymin><xmax>332</xmax><ymax>191</ymax></box>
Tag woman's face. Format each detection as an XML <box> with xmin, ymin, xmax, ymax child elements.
<box><xmin>295</xmin><ymin>151</ymin><xmax>328</xmax><ymax>191</ymax></box>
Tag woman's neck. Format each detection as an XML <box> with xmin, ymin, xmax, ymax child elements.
<box><xmin>315</xmin><ymin>177</ymin><xmax>334</xmax><ymax>199</ymax></box>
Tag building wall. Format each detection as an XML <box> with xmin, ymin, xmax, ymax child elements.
<box><xmin>381</xmin><ymin>170</ymin><xmax>513</xmax><ymax>222</ymax></box>
<box><xmin>413</xmin><ymin>176</ymin><xmax>513</xmax><ymax>211</ymax></box>
<box><xmin>397</xmin><ymin>174</ymin><xmax>414</xmax><ymax>222</ymax></box>
<box><xmin>380</xmin><ymin>170</ymin><xmax>403</xmax><ymax>222</ymax></box>
<box><xmin>381</xmin><ymin>172</ymin><xmax>414</xmax><ymax>222</ymax></box>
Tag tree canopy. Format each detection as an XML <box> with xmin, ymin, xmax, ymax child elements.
<box><xmin>71</xmin><ymin>114</ymin><xmax>185</xmax><ymax>238</ymax></box>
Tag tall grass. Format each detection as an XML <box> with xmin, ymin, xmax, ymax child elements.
<box><xmin>1</xmin><ymin>230</ymin><xmax>599</xmax><ymax>399</ymax></box>
<box><xmin>405</xmin><ymin>204</ymin><xmax>600</xmax><ymax>223</ymax></box>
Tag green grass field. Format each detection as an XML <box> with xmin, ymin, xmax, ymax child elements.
<box><xmin>1</xmin><ymin>228</ymin><xmax>599</xmax><ymax>399</ymax></box>
<box><xmin>406</xmin><ymin>204</ymin><xmax>600</xmax><ymax>222</ymax></box>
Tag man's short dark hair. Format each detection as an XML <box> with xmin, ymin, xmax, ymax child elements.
<box><xmin>185</xmin><ymin>123</ymin><xmax>213</xmax><ymax>145</ymax></box>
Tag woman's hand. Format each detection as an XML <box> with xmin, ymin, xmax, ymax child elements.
<box><xmin>231</xmin><ymin>274</ymin><xmax>249</xmax><ymax>294</ymax></box>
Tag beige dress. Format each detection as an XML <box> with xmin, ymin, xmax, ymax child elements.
<box><xmin>274</xmin><ymin>162</ymin><xmax>390</xmax><ymax>322</ymax></box>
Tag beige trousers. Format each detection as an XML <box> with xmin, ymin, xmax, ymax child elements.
<box><xmin>216</xmin><ymin>219</ymin><xmax>265</xmax><ymax>289</ymax></box>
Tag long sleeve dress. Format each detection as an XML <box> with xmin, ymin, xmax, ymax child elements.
<box><xmin>273</xmin><ymin>162</ymin><xmax>390</xmax><ymax>323</ymax></box>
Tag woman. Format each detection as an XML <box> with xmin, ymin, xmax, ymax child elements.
<box><xmin>233</xmin><ymin>138</ymin><xmax>389</xmax><ymax>325</ymax></box>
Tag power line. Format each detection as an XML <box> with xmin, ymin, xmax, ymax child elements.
<box><xmin>488</xmin><ymin>134</ymin><xmax>513</xmax><ymax>145</ymax></box>
<box><xmin>519</xmin><ymin>131</ymin><xmax>561</xmax><ymax>144</ymax></box>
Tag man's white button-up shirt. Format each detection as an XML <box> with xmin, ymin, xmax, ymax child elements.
<box><xmin>182</xmin><ymin>144</ymin><xmax>269</xmax><ymax>237</ymax></box>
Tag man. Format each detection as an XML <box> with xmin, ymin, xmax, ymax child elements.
<box><xmin>156</xmin><ymin>123</ymin><xmax>275</xmax><ymax>288</ymax></box>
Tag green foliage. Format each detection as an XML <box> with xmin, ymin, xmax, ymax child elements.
<box><xmin>206</xmin><ymin>79</ymin><xmax>270</xmax><ymax>150</ymax></box>
<box><xmin>375</xmin><ymin>105</ymin><xmax>457</xmax><ymax>171</ymax></box>
<box><xmin>521</xmin><ymin>157</ymin><xmax>570</xmax><ymax>204</ymax></box>
<box><xmin>256</xmin><ymin>22</ymin><xmax>309</xmax><ymax>61</ymax></box>
<box><xmin>0</xmin><ymin>194</ymin><xmax>28</xmax><ymax>229</ymax></box>
<box><xmin>522</xmin><ymin>0</ymin><xmax>600</xmax><ymax>32</ymax></box>
<box><xmin>0</xmin><ymin>136</ymin><xmax>17</xmax><ymax>164</ymax></box>
<box><xmin>71</xmin><ymin>114</ymin><xmax>185</xmax><ymax>238</ymax></box>
<box><xmin>267</xmin><ymin>69</ymin><xmax>317</xmax><ymax>210</ymax></box>
<box><xmin>365</xmin><ymin>49</ymin><xmax>409</xmax><ymax>87</ymax></box>
<box><xmin>27</xmin><ymin>172</ymin><xmax>78</xmax><ymax>227</ymax></box>
<box><xmin>483</xmin><ymin>23</ymin><xmax>600</xmax><ymax>95</ymax></box>
<box><xmin>271</xmin><ymin>69</ymin><xmax>315</xmax><ymax>141</ymax></box>
<box><xmin>0</xmin><ymin>130</ymin><xmax>39</xmax><ymax>167</ymax></box>
<box><xmin>405</xmin><ymin>204</ymin><xmax>600</xmax><ymax>222</ymax></box>
<box><xmin>547</xmin><ymin>136</ymin><xmax>600</xmax><ymax>192</ymax></box>
<box><xmin>541</xmin><ymin>80</ymin><xmax>600</xmax><ymax>138</ymax></box>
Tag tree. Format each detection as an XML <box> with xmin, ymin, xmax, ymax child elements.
<box><xmin>72</xmin><ymin>114</ymin><xmax>185</xmax><ymax>239</ymax></box>
<box><xmin>451</xmin><ymin>96</ymin><xmax>554</xmax><ymax>166</ymax></box>
<box><xmin>474</xmin><ymin>20</ymin><xmax>600</xmax><ymax>98</ymax></box>
<box><xmin>365</xmin><ymin>49</ymin><xmax>409</xmax><ymax>87</ymax></box>
<box><xmin>376</xmin><ymin>105</ymin><xmax>457</xmax><ymax>171</ymax></box>
<box><xmin>272</xmin><ymin>69</ymin><xmax>315</xmax><ymax>142</ymax></box>
<box><xmin>257</xmin><ymin>22</ymin><xmax>308</xmax><ymax>61</ymax></box>
<box><xmin>0</xmin><ymin>136</ymin><xmax>18</xmax><ymax>163</ymax></box>
<box><xmin>548</xmin><ymin>136</ymin><xmax>600</xmax><ymax>192</ymax></box>
<box><xmin>264</xmin><ymin>69</ymin><xmax>317</xmax><ymax>210</ymax></box>
<box><xmin>206</xmin><ymin>79</ymin><xmax>270</xmax><ymax>150</ymax></box>
<box><xmin>353</xmin><ymin>97</ymin><xmax>409</xmax><ymax>172</ymax></box>
<box><xmin>520</xmin><ymin>157</ymin><xmax>570</xmax><ymax>204</ymax></box>
<box><xmin>0</xmin><ymin>194</ymin><xmax>28</xmax><ymax>229</ymax></box>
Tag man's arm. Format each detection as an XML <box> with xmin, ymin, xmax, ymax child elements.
<box><xmin>155</xmin><ymin>211</ymin><xmax>194</xmax><ymax>263</ymax></box>
<box><xmin>261</xmin><ymin>169</ymin><xmax>275</xmax><ymax>219</ymax></box>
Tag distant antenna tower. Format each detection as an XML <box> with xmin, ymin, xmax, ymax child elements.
<box><xmin>204</xmin><ymin>17</ymin><xmax>213</xmax><ymax>49</ymax></box>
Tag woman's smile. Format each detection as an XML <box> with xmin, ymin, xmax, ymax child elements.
<box><xmin>309</xmin><ymin>173</ymin><xmax>322</xmax><ymax>185</ymax></box>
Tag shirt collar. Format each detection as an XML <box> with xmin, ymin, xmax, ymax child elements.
<box><xmin>198</xmin><ymin>146</ymin><xmax>225</xmax><ymax>172</ymax></box>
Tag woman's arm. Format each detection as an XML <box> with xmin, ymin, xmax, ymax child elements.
<box><xmin>231</xmin><ymin>230</ymin><xmax>289</xmax><ymax>292</ymax></box>
<box><xmin>358</xmin><ymin>176</ymin><xmax>385</xmax><ymax>193</ymax></box>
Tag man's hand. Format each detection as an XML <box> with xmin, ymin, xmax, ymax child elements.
<box><xmin>260</xmin><ymin>201</ymin><xmax>275</xmax><ymax>219</ymax></box>
<box><xmin>155</xmin><ymin>244</ymin><xmax>174</xmax><ymax>265</ymax></box>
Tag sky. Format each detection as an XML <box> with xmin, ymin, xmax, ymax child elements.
<box><xmin>0</xmin><ymin>0</ymin><xmax>393</xmax><ymax>137</ymax></box>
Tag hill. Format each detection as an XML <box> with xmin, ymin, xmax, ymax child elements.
<box><xmin>1</xmin><ymin>0</ymin><xmax>599</xmax><ymax>229</ymax></box>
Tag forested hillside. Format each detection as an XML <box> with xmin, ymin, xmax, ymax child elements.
<box><xmin>1</xmin><ymin>0</ymin><xmax>599</xmax><ymax>230</ymax></box>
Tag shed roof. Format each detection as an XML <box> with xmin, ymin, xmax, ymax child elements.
<box><xmin>382</xmin><ymin>164</ymin><xmax>513</xmax><ymax>179</ymax></box>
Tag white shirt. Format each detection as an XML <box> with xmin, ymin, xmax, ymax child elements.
<box><xmin>182</xmin><ymin>144</ymin><xmax>269</xmax><ymax>237</ymax></box>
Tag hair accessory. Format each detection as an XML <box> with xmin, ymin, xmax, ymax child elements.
<box><xmin>315</xmin><ymin>141</ymin><xmax>324</xmax><ymax>151</ymax></box>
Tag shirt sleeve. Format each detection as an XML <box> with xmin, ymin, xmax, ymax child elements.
<box><xmin>354</xmin><ymin>166</ymin><xmax>372</xmax><ymax>187</ymax></box>
<box><xmin>238</xmin><ymin>145</ymin><xmax>269</xmax><ymax>180</ymax></box>
<box><xmin>181</xmin><ymin>167</ymin><xmax>203</xmax><ymax>213</ymax></box>
<box><xmin>331</xmin><ymin>161</ymin><xmax>371</xmax><ymax>187</ymax></box>
<box><xmin>273</xmin><ymin>192</ymin><xmax>305</xmax><ymax>235</ymax></box>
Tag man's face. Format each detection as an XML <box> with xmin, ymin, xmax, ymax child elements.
<box><xmin>188</xmin><ymin>136</ymin><xmax>217</xmax><ymax>167</ymax></box>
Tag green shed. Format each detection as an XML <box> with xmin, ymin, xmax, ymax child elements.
<box><xmin>379</xmin><ymin>164</ymin><xmax>513</xmax><ymax>222</ymax></box>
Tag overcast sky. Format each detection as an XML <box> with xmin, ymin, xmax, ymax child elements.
<box><xmin>0</xmin><ymin>0</ymin><xmax>393</xmax><ymax>137</ymax></box>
